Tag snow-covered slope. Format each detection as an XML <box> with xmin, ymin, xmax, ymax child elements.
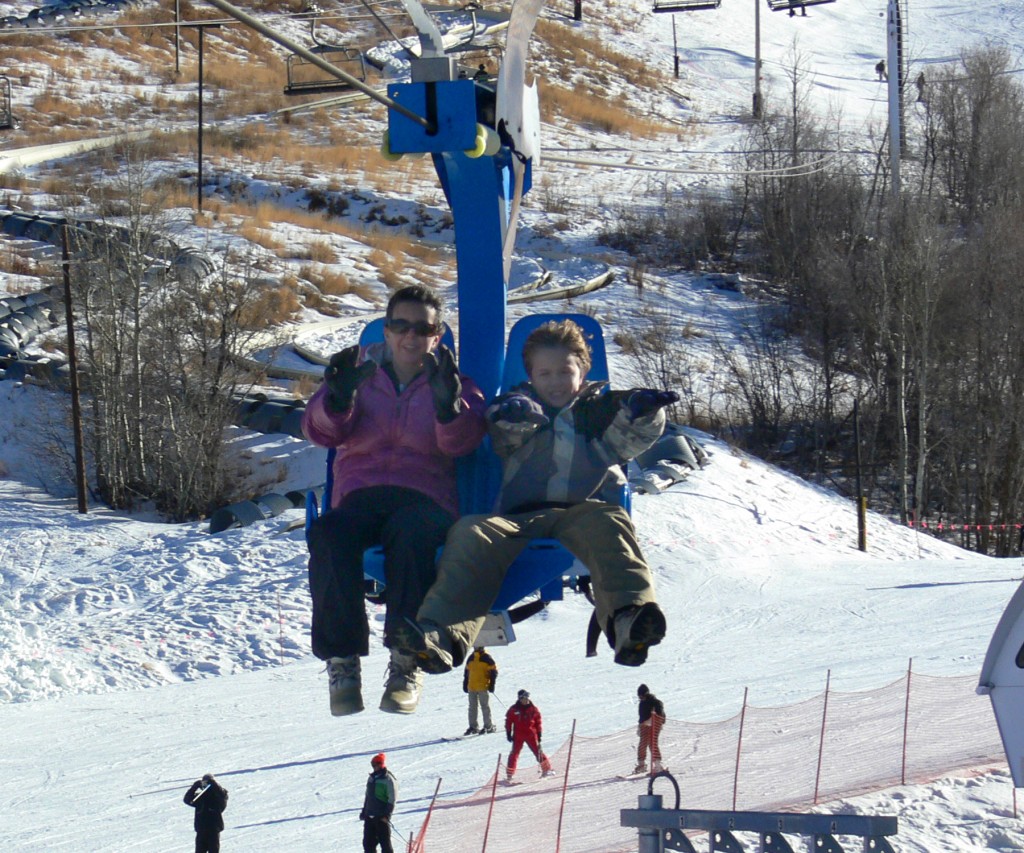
<box><xmin>1</xmin><ymin>373</ymin><xmax>1020</xmax><ymax>851</ymax></box>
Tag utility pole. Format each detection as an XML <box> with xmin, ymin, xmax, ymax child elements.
<box><xmin>186</xmin><ymin>22</ymin><xmax>221</xmax><ymax>214</ymax></box>
<box><xmin>887</xmin><ymin>0</ymin><xmax>901</xmax><ymax>196</ymax></box>
<box><xmin>174</xmin><ymin>0</ymin><xmax>180</xmax><ymax>76</ymax></box>
<box><xmin>672</xmin><ymin>16</ymin><xmax>680</xmax><ymax>79</ymax></box>
<box><xmin>753</xmin><ymin>0</ymin><xmax>763</xmax><ymax>118</ymax></box>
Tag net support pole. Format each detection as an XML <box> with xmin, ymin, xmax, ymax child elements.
<box><xmin>813</xmin><ymin>669</ymin><xmax>831</xmax><ymax>804</ymax></box>
<box><xmin>733</xmin><ymin>686</ymin><xmax>749</xmax><ymax>810</ymax></box>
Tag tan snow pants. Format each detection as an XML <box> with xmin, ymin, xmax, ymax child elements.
<box><xmin>417</xmin><ymin>501</ymin><xmax>657</xmax><ymax>652</ymax></box>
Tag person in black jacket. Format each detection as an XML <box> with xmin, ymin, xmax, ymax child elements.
<box><xmin>361</xmin><ymin>753</ymin><xmax>397</xmax><ymax>853</ymax></box>
<box><xmin>635</xmin><ymin>684</ymin><xmax>665</xmax><ymax>775</ymax></box>
<box><xmin>183</xmin><ymin>773</ymin><xmax>228</xmax><ymax>853</ymax></box>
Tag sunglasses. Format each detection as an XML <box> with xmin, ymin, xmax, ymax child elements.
<box><xmin>385</xmin><ymin>318</ymin><xmax>439</xmax><ymax>337</ymax></box>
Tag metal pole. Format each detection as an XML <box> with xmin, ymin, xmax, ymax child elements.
<box><xmin>753</xmin><ymin>0</ymin><xmax>762</xmax><ymax>118</ymax></box>
<box><xmin>60</xmin><ymin>225</ymin><xmax>88</xmax><ymax>514</ymax></box>
<box><xmin>887</xmin><ymin>0</ymin><xmax>900</xmax><ymax>196</ymax></box>
<box><xmin>201</xmin><ymin>0</ymin><xmax>431</xmax><ymax>129</ymax></box>
<box><xmin>672</xmin><ymin>16</ymin><xmax>679</xmax><ymax>79</ymax></box>
<box><xmin>174</xmin><ymin>0</ymin><xmax>180</xmax><ymax>75</ymax></box>
<box><xmin>901</xmin><ymin>657</ymin><xmax>912</xmax><ymax>784</ymax></box>
<box><xmin>854</xmin><ymin>398</ymin><xmax>867</xmax><ymax>551</ymax></box>
<box><xmin>733</xmin><ymin>686</ymin><xmax>748</xmax><ymax>811</ymax></box>
<box><xmin>197</xmin><ymin>24</ymin><xmax>205</xmax><ymax>214</ymax></box>
<box><xmin>812</xmin><ymin>669</ymin><xmax>831</xmax><ymax>804</ymax></box>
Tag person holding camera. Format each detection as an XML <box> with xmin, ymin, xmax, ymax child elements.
<box><xmin>183</xmin><ymin>773</ymin><xmax>228</xmax><ymax>853</ymax></box>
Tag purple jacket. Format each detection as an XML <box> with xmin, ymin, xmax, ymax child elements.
<box><xmin>301</xmin><ymin>342</ymin><xmax>487</xmax><ymax>517</ymax></box>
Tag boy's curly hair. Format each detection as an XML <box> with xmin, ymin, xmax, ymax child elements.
<box><xmin>522</xmin><ymin>319</ymin><xmax>593</xmax><ymax>377</ymax></box>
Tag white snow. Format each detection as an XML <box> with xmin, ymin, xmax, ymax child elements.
<box><xmin>3</xmin><ymin>1</ymin><xmax>1024</xmax><ymax>851</ymax></box>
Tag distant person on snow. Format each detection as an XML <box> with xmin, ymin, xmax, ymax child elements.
<box><xmin>395</xmin><ymin>319</ymin><xmax>676</xmax><ymax>675</ymax></box>
<box><xmin>360</xmin><ymin>753</ymin><xmax>397</xmax><ymax>853</ymax></box>
<box><xmin>302</xmin><ymin>285</ymin><xmax>487</xmax><ymax>717</ymax></box>
<box><xmin>635</xmin><ymin>683</ymin><xmax>665</xmax><ymax>775</ymax></box>
<box><xmin>505</xmin><ymin>689</ymin><xmax>551</xmax><ymax>782</ymax></box>
<box><xmin>463</xmin><ymin>646</ymin><xmax>498</xmax><ymax>734</ymax></box>
<box><xmin>875</xmin><ymin>59</ymin><xmax>887</xmax><ymax>81</ymax></box>
<box><xmin>183</xmin><ymin>773</ymin><xmax>228</xmax><ymax>853</ymax></box>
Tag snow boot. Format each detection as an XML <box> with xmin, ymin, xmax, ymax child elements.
<box><xmin>611</xmin><ymin>603</ymin><xmax>666</xmax><ymax>667</ymax></box>
<box><xmin>327</xmin><ymin>656</ymin><xmax>363</xmax><ymax>717</ymax></box>
<box><xmin>464</xmin><ymin>725</ymin><xmax>480</xmax><ymax>736</ymax></box>
<box><xmin>483</xmin><ymin>724</ymin><xmax>496</xmax><ymax>734</ymax></box>
<box><xmin>391</xmin><ymin>617</ymin><xmax>456</xmax><ymax>674</ymax></box>
<box><xmin>379</xmin><ymin>649</ymin><xmax>423</xmax><ymax>714</ymax></box>
<box><xmin>632</xmin><ymin>763</ymin><xmax>648</xmax><ymax>775</ymax></box>
<box><xmin>652</xmin><ymin>760</ymin><xmax>664</xmax><ymax>774</ymax></box>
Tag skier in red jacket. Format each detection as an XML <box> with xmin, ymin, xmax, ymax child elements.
<box><xmin>504</xmin><ymin>689</ymin><xmax>552</xmax><ymax>782</ymax></box>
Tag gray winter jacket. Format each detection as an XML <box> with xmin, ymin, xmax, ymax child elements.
<box><xmin>488</xmin><ymin>382</ymin><xmax>665</xmax><ymax>514</ymax></box>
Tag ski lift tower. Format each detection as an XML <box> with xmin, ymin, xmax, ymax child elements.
<box><xmin>650</xmin><ymin>0</ymin><xmax>720</xmax><ymax>81</ymax></box>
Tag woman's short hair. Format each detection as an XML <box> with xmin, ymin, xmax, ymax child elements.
<box><xmin>386</xmin><ymin>285</ymin><xmax>445</xmax><ymax>325</ymax></box>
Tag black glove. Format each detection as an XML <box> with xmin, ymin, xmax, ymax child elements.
<box><xmin>506</xmin><ymin>732</ymin><xmax>513</xmax><ymax>743</ymax></box>
<box><xmin>537</xmin><ymin>735</ymin><xmax>542</xmax><ymax>747</ymax></box>
<box><xmin>323</xmin><ymin>346</ymin><xmax>377</xmax><ymax>413</ymax></box>
<box><xmin>359</xmin><ymin>810</ymin><xmax>367</xmax><ymax>821</ymax></box>
<box><xmin>423</xmin><ymin>345</ymin><xmax>462</xmax><ymax>424</ymax></box>
<box><xmin>491</xmin><ymin>394</ymin><xmax>549</xmax><ymax>425</ymax></box>
<box><xmin>626</xmin><ymin>389</ymin><xmax>679</xmax><ymax>422</ymax></box>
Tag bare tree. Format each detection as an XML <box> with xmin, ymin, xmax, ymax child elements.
<box><xmin>62</xmin><ymin>144</ymin><xmax>271</xmax><ymax>520</ymax></box>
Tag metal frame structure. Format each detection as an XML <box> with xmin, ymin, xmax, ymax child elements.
<box><xmin>766</xmin><ymin>0</ymin><xmax>835</xmax><ymax>11</ymax></box>
<box><xmin>284</xmin><ymin>48</ymin><xmax>366</xmax><ymax>96</ymax></box>
<box><xmin>652</xmin><ymin>0</ymin><xmax>719</xmax><ymax>14</ymax></box>
<box><xmin>622</xmin><ymin>790</ymin><xmax>898</xmax><ymax>853</ymax></box>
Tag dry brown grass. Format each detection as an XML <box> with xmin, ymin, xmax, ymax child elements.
<box><xmin>237</xmin><ymin>222</ymin><xmax>286</xmax><ymax>255</ymax></box>
<box><xmin>306</xmin><ymin>239</ymin><xmax>338</xmax><ymax>264</ymax></box>
<box><xmin>299</xmin><ymin>264</ymin><xmax>375</xmax><ymax>303</ymax></box>
<box><xmin>239</xmin><ymin>277</ymin><xmax>302</xmax><ymax>327</ymax></box>
<box><xmin>541</xmin><ymin>83</ymin><xmax>675</xmax><ymax>138</ymax></box>
<box><xmin>534</xmin><ymin>19</ymin><xmax>659</xmax><ymax>90</ymax></box>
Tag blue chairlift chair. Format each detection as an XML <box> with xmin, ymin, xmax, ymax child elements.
<box><xmin>305</xmin><ymin>312</ymin><xmax>628</xmax><ymax>646</ymax></box>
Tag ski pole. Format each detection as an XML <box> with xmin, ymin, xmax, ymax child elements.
<box><xmin>389</xmin><ymin>819</ymin><xmax>411</xmax><ymax>847</ymax></box>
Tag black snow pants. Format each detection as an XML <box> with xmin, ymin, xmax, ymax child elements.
<box><xmin>194</xmin><ymin>828</ymin><xmax>220</xmax><ymax>853</ymax></box>
<box><xmin>307</xmin><ymin>485</ymin><xmax>453</xmax><ymax>658</ymax></box>
<box><xmin>362</xmin><ymin>815</ymin><xmax>394</xmax><ymax>853</ymax></box>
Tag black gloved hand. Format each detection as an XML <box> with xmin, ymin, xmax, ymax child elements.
<box><xmin>626</xmin><ymin>389</ymin><xmax>679</xmax><ymax>422</ymax></box>
<box><xmin>323</xmin><ymin>346</ymin><xmax>377</xmax><ymax>413</ymax></box>
<box><xmin>359</xmin><ymin>810</ymin><xmax>367</xmax><ymax>821</ymax></box>
<box><xmin>506</xmin><ymin>732</ymin><xmax>513</xmax><ymax>743</ymax></box>
<box><xmin>423</xmin><ymin>345</ymin><xmax>462</xmax><ymax>424</ymax></box>
<box><xmin>492</xmin><ymin>394</ymin><xmax>549</xmax><ymax>425</ymax></box>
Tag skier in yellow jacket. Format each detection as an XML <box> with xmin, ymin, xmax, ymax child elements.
<box><xmin>463</xmin><ymin>647</ymin><xmax>498</xmax><ymax>735</ymax></box>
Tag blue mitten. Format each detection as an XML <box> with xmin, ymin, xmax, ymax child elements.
<box><xmin>492</xmin><ymin>395</ymin><xmax>549</xmax><ymax>425</ymax></box>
